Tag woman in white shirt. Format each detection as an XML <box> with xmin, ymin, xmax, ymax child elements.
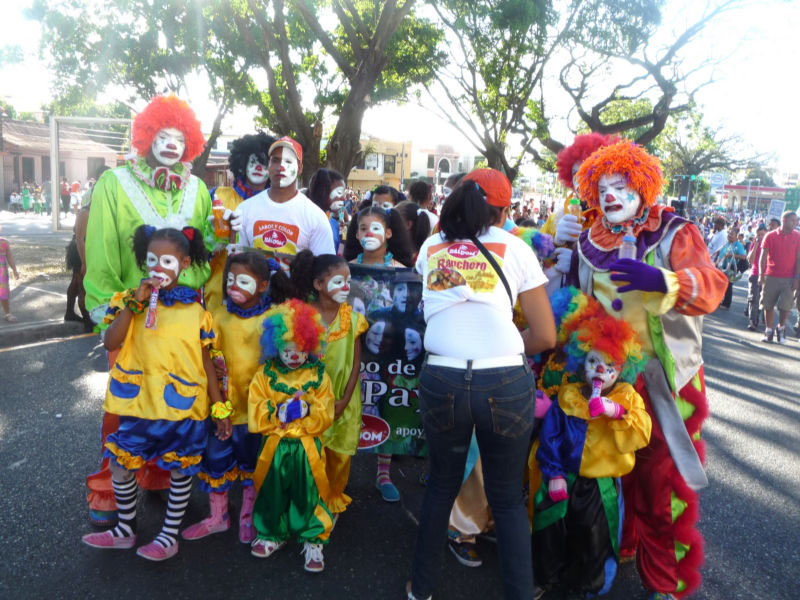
<box><xmin>408</xmin><ymin>169</ymin><xmax>556</xmax><ymax>600</ymax></box>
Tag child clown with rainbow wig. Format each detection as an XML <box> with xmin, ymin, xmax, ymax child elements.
<box><xmin>247</xmin><ymin>299</ymin><xmax>335</xmax><ymax>573</ymax></box>
<box><xmin>531</xmin><ymin>287</ymin><xmax>651</xmax><ymax>597</ymax></box>
<box><xmin>566</xmin><ymin>140</ymin><xmax>727</xmax><ymax>599</ymax></box>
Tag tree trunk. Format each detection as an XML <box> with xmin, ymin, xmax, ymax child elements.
<box><xmin>192</xmin><ymin>106</ymin><xmax>227</xmax><ymax>178</ymax></box>
<box><xmin>325</xmin><ymin>79</ymin><xmax>371</xmax><ymax>180</ymax></box>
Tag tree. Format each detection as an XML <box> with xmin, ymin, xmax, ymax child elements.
<box><xmin>737</xmin><ymin>167</ymin><xmax>776</xmax><ymax>188</ymax></box>
<box><xmin>656</xmin><ymin>107</ymin><xmax>765</xmax><ymax>208</ymax></box>
<box><xmin>28</xmin><ymin>0</ymin><xmax>256</xmax><ymax>176</ymax></box>
<box><xmin>229</xmin><ymin>0</ymin><xmax>444</xmax><ymax>180</ymax></box>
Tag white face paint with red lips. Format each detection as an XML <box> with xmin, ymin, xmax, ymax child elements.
<box><xmin>329</xmin><ymin>185</ymin><xmax>346</xmax><ymax>211</ymax></box>
<box><xmin>278</xmin><ymin>150</ymin><xmax>298</xmax><ymax>188</ymax></box>
<box><xmin>326</xmin><ymin>274</ymin><xmax>351</xmax><ymax>304</ymax></box>
<box><xmin>279</xmin><ymin>343</ymin><xmax>308</xmax><ymax>369</ymax></box>
<box><xmin>598</xmin><ymin>173</ymin><xmax>641</xmax><ymax>224</ymax></box>
<box><xmin>583</xmin><ymin>349</ymin><xmax>621</xmax><ymax>392</ymax></box>
<box><xmin>146</xmin><ymin>251</ymin><xmax>181</xmax><ymax>287</ymax></box>
<box><xmin>226</xmin><ymin>272</ymin><xmax>258</xmax><ymax>304</ymax></box>
<box><xmin>246</xmin><ymin>154</ymin><xmax>268</xmax><ymax>185</ymax></box>
<box><xmin>359</xmin><ymin>221</ymin><xmax>386</xmax><ymax>251</ymax></box>
<box><xmin>151</xmin><ymin>128</ymin><xmax>186</xmax><ymax>167</ymax></box>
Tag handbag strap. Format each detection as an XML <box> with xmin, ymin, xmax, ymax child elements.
<box><xmin>469</xmin><ymin>235</ymin><xmax>513</xmax><ymax>305</ymax></box>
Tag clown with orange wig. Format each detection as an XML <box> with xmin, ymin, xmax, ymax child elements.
<box><xmin>247</xmin><ymin>298</ymin><xmax>335</xmax><ymax>573</ymax></box>
<box><xmin>82</xmin><ymin>95</ymin><xmax>214</xmax><ymax>526</ymax></box>
<box><xmin>564</xmin><ymin>141</ymin><xmax>727</xmax><ymax>599</ymax></box>
<box><xmin>531</xmin><ymin>287</ymin><xmax>651</xmax><ymax>597</ymax></box>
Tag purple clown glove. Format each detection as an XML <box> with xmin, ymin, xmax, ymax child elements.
<box><xmin>609</xmin><ymin>259</ymin><xmax>667</xmax><ymax>294</ymax></box>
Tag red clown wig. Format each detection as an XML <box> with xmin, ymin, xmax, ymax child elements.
<box><xmin>556</xmin><ymin>132</ymin><xmax>620</xmax><ymax>189</ymax></box>
<box><xmin>577</xmin><ymin>140</ymin><xmax>665</xmax><ymax>210</ymax></box>
<box><xmin>131</xmin><ymin>95</ymin><xmax>206</xmax><ymax>162</ymax></box>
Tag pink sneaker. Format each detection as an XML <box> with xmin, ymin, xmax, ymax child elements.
<box><xmin>82</xmin><ymin>530</ymin><xmax>136</xmax><ymax>550</ymax></box>
<box><xmin>136</xmin><ymin>540</ymin><xmax>179</xmax><ymax>561</ymax></box>
<box><xmin>250</xmin><ymin>538</ymin><xmax>285</xmax><ymax>558</ymax></box>
<box><xmin>181</xmin><ymin>514</ymin><xmax>230</xmax><ymax>540</ymax></box>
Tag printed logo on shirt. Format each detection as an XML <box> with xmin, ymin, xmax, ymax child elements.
<box><xmin>425</xmin><ymin>241</ymin><xmax>506</xmax><ymax>293</ymax></box>
<box><xmin>253</xmin><ymin>221</ymin><xmax>300</xmax><ymax>255</ymax></box>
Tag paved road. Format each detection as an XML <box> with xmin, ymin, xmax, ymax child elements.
<box><xmin>0</xmin><ymin>281</ymin><xmax>797</xmax><ymax>600</ymax></box>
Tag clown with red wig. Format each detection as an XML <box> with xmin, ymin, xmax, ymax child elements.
<box><xmin>83</xmin><ymin>95</ymin><xmax>213</xmax><ymax>525</ymax></box>
<box><xmin>541</xmin><ymin>133</ymin><xmax>619</xmax><ymax>286</ymax></box>
<box><xmin>247</xmin><ymin>298</ymin><xmax>335</xmax><ymax>573</ymax></box>
<box><xmin>563</xmin><ymin>141</ymin><xmax>727</xmax><ymax>599</ymax></box>
<box><xmin>531</xmin><ymin>286</ymin><xmax>651</xmax><ymax>597</ymax></box>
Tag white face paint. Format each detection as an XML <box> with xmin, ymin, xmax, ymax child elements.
<box><xmin>246</xmin><ymin>154</ymin><xmax>268</xmax><ymax>185</ymax></box>
<box><xmin>404</xmin><ymin>328</ymin><xmax>422</xmax><ymax>361</ymax></box>
<box><xmin>151</xmin><ymin>127</ymin><xmax>186</xmax><ymax>167</ymax></box>
<box><xmin>598</xmin><ymin>173</ymin><xmax>641</xmax><ymax>224</ymax></box>
<box><xmin>442</xmin><ymin>186</ymin><xmax>453</xmax><ymax>197</ymax></box>
<box><xmin>279</xmin><ymin>342</ymin><xmax>308</xmax><ymax>369</ymax></box>
<box><xmin>326</xmin><ymin>274</ymin><xmax>351</xmax><ymax>304</ymax></box>
<box><xmin>583</xmin><ymin>349</ymin><xmax>620</xmax><ymax>392</ymax></box>
<box><xmin>270</xmin><ymin>148</ymin><xmax>299</xmax><ymax>188</ymax></box>
<box><xmin>226</xmin><ymin>271</ymin><xmax>258</xmax><ymax>304</ymax></box>
<box><xmin>571</xmin><ymin>161</ymin><xmax>582</xmax><ymax>191</ymax></box>
<box><xmin>146</xmin><ymin>251</ymin><xmax>180</xmax><ymax>287</ymax></box>
<box><xmin>359</xmin><ymin>219</ymin><xmax>386</xmax><ymax>252</ymax></box>
<box><xmin>381</xmin><ymin>201</ymin><xmax>394</xmax><ymax>210</ymax></box>
<box><xmin>365</xmin><ymin>321</ymin><xmax>386</xmax><ymax>354</ymax></box>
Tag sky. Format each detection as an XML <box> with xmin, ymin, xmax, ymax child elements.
<box><xmin>1</xmin><ymin>0</ymin><xmax>798</xmax><ymax>174</ymax></box>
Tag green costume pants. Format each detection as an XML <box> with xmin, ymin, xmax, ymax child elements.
<box><xmin>253</xmin><ymin>437</ymin><xmax>333</xmax><ymax>544</ymax></box>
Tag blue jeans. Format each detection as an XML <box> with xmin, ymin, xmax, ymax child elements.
<box><xmin>410</xmin><ymin>361</ymin><xmax>535</xmax><ymax>599</ymax></box>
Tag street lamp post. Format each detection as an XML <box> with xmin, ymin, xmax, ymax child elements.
<box><xmin>745</xmin><ymin>178</ymin><xmax>760</xmax><ymax>214</ymax></box>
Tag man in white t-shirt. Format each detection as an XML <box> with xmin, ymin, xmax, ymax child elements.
<box><xmin>706</xmin><ymin>215</ymin><xmax>727</xmax><ymax>261</ymax></box>
<box><xmin>232</xmin><ymin>136</ymin><xmax>334</xmax><ymax>267</ymax></box>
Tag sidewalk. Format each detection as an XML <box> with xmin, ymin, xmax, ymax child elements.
<box><xmin>0</xmin><ymin>210</ymin><xmax>92</xmax><ymax>348</ymax></box>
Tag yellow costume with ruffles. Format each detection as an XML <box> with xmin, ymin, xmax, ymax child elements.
<box><xmin>320</xmin><ymin>303</ymin><xmax>368</xmax><ymax>513</ymax></box>
<box><xmin>248</xmin><ymin>360</ymin><xmax>336</xmax><ymax>544</ymax></box>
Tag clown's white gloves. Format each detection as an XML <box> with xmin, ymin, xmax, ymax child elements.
<box><xmin>554</xmin><ymin>213</ymin><xmax>582</xmax><ymax>245</ymax></box>
<box><xmin>553</xmin><ymin>247</ymin><xmax>573</xmax><ymax>275</ymax></box>
<box><xmin>228</xmin><ymin>208</ymin><xmax>243</xmax><ymax>232</ymax></box>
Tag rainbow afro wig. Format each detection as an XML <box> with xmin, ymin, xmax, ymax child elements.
<box><xmin>260</xmin><ymin>298</ymin><xmax>326</xmax><ymax>362</ymax></box>
<box><xmin>131</xmin><ymin>95</ymin><xmax>206</xmax><ymax>162</ymax></box>
<box><xmin>550</xmin><ymin>286</ymin><xmax>645</xmax><ymax>383</ymax></box>
<box><xmin>556</xmin><ymin>132</ymin><xmax>620</xmax><ymax>189</ymax></box>
<box><xmin>576</xmin><ymin>140</ymin><xmax>664</xmax><ymax>210</ymax></box>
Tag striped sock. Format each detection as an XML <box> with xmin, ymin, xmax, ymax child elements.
<box><xmin>376</xmin><ymin>454</ymin><xmax>392</xmax><ymax>485</ymax></box>
<box><xmin>154</xmin><ymin>472</ymin><xmax>192</xmax><ymax>549</ymax></box>
<box><xmin>111</xmin><ymin>476</ymin><xmax>138</xmax><ymax>538</ymax></box>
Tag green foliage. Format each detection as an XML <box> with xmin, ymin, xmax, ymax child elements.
<box><xmin>0</xmin><ymin>99</ymin><xmax>17</xmax><ymax>119</ymax></box>
<box><xmin>737</xmin><ymin>167</ymin><xmax>775</xmax><ymax>188</ymax></box>
<box><xmin>0</xmin><ymin>44</ymin><xmax>24</xmax><ymax>67</ymax></box>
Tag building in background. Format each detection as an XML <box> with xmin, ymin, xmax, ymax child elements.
<box><xmin>347</xmin><ymin>135</ymin><xmax>412</xmax><ymax>193</ymax></box>
<box><xmin>408</xmin><ymin>144</ymin><xmax>482</xmax><ymax>193</ymax></box>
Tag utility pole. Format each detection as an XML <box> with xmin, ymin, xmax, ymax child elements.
<box><xmin>745</xmin><ymin>178</ymin><xmax>760</xmax><ymax>213</ymax></box>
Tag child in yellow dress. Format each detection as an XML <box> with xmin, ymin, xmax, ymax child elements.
<box><xmin>248</xmin><ymin>298</ymin><xmax>335</xmax><ymax>573</ymax></box>
<box><xmin>82</xmin><ymin>225</ymin><xmax>224</xmax><ymax>562</ymax></box>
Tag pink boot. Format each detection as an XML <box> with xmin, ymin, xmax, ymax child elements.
<box><xmin>239</xmin><ymin>485</ymin><xmax>257</xmax><ymax>544</ymax></box>
<box><xmin>181</xmin><ymin>491</ymin><xmax>230</xmax><ymax>540</ymax></box>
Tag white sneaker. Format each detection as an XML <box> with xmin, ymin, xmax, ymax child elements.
<box><xmin>302</xmin><ymin>542</ymin><xmax>324</xmax><ymax>572</ymax></box>
<box><xmin>776</xmin><ymin>326</ymin><xmax>787</xmax><ymax>344</ymax></box>
<box><xmin>762</xmin><ymin>328</ymin><xmax>774</xmax><ymax>343</ymax></box>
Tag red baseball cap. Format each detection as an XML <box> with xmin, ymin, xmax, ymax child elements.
<box><xmin>464</xmin><ymin>168</ymin><xmax>512</xmax><ymax>207</ymax></box>
<box><xmin>268</xmin><ymin>136</ymin><xmax>303</xmax><ymax>166</ymax></box>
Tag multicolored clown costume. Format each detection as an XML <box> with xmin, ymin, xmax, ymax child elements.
<box><xmin>247</xmin><ymin>299</ymin><xmax>335</xmax><ymax>571</ymax></box>
<box><xmin>532</xmin><ymin>287</ymin><xmax>651</xmax><ymax>596</ymax></box>
<box><xmin>204</xmin><ymin>132</ymin><xmax>276</xmax><ymax>313</ymax></box>
<box><xmin>83</xmin><ymin>95</ymin><xmax>213</xmax><ymax>524</ymax></box>
<box><xmin>567</xmin><ymin>141</ymin><xmax>727</xmax><ymax>599</ymax></box>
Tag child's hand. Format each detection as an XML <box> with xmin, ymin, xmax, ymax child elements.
<box><xmin>135</xmin><ymin>277</ymin><xmax>162</xmax><ymax>302</ymax></box>
<box><xmin>601</xmin><ymin>397</ymin><xmax>626</xmax><ymax>419</ymax></box>
<box><xmin>334</xmin><ymin>398</ymin><xmax>349</xmax><ymax>420</ymax></box>
<box><xmin>278</xmin><ymin>398</ymin><xmax>309</xmax><ymax>425</ymax></box>
<box><xmin>548</xmin><ymin>477</ymin><xmax>569</xmax><ymax>502</ymax></box>
<box><xmin>215</xmin><ymin>417</ymin><xmax>232</xmax><ymax>441</ymax></box>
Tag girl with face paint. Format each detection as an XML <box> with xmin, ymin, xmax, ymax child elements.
<box><xmin>183</xmin><ymin>251</ymin><xmax>279</xmax><ymax>545</ymax></box>
<box><xmin>83</xmin><ymin>225</ymin><xmax>225</xmax><ymax>562</ymax></box>
<box><xmin>532</xmin><ymin>287</ymin><xmax>651</xmax><ymax>598</ymax></box>
<box><xmin>271</xmin><ymin>249</ymin><xmax>370</xmax><ymax>516</ymax></box>
<box><xmin>247</xmin><ymin>299</ymin><xmax>337</xmax><ymax>571</ymax></box>
<box><xmin>343</xmin><ymin>205</ymin><xmax>415</xmax><ymax>268</ymax></box>
<box><xmin>307</xmin><ymin>168</ymin><xmax>347</xmax><ymax>254</ymax></box>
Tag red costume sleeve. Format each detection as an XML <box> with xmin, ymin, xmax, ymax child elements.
<box><xmin>670</xmin><ymin>224</ymin><xmax>728</xmax><ymax>316</ymax></box>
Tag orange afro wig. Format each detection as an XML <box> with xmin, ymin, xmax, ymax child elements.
<box><xmin>556</xmin><ymin>132</ymin><xmax>620</xmax><ymax>189</ymax></box>
<box><xmin>576</xmin><ymin>140</ymin><xmax>664</xmax><ymax>210</ymax></box>
<box><xmin>131</xmin><ymin>95</ymin><xmax>206</xmax><ymax>162</ymax></box>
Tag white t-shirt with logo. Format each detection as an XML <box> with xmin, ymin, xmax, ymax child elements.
<box><xmin>415</xmin><ymin>226</ymin><xmax>547</xmax><ymax>360</ymax></box>
<box><xmin>238</xmin><ymin>189</ymin><xmax>335</xmax><ymax>264</ymax></box>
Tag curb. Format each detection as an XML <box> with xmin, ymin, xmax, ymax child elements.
<box><xmin>0</xmin><ymin>318</ymin><xmax>94</xmax><ymax>349</ymax></box>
